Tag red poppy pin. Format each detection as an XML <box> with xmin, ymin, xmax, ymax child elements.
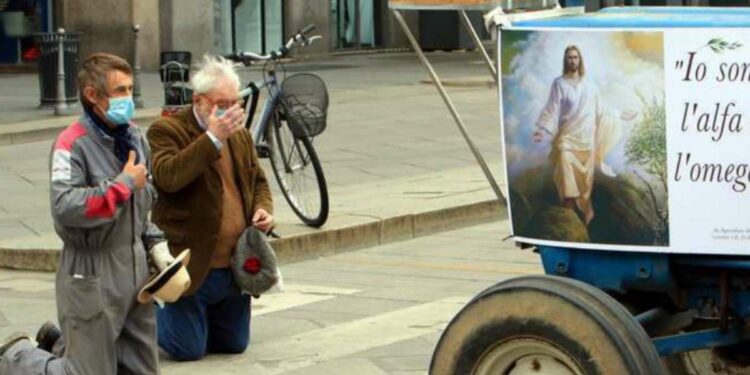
<box><xmin>243</xmin><ymin>257</ymin><xmax>262</xmax><ymax>274</ymax></box>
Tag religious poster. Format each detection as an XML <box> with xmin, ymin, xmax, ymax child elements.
<box><xmin>501</xmin><ymin>29</ymin><xmax>750</xmax><ymax>254</ymax></box>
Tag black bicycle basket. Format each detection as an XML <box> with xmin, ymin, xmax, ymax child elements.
<box><xmin>279</xmin><ymin>73</ymin><xmax>329</xmax><ymax>138</ymax></box>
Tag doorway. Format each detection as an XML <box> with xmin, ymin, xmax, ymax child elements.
<box><xmin>331</xmin><ymin>0</ymin><xmax>382</xmax><ymax>49</ymax></box>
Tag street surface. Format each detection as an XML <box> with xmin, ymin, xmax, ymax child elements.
<box><xmin>0</xmin><ymin>221</ymin><xmax>540</xmax><ymax>374</ymax></box>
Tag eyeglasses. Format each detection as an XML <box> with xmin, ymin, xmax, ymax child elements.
<box><xmin>202</xmin><ymin>95</ymin><xmax>239</xmax><ymax>110</ymax></box>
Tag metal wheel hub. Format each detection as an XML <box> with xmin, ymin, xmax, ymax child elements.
<box><xmin>678</xmin><ymin>348</ymin><xmax>750</xmax><ymax>375</ymax></box>
<box><xmin>475</xmin><ymin>338</ymin><xmax>583</xmax><ymax>375</ymax></box>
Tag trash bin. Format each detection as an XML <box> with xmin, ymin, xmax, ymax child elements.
<box><xmin>34</xmin><ymin>31</ymin><xmax>81</xmax><ymax>107</ymax></box>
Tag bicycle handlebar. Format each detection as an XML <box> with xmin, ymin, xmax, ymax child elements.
<box><xmin>301</xmin><ymin>24</ymin><xmax>316</xmax><ymax>35</ymax></box>
<box><xmin>227</xmin><ymin>24</ymin><xmax>319</xmax><ymax>65</ymax></box>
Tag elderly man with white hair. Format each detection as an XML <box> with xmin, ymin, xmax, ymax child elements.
<box><xmin>147</xmin><ymin>55</ymin><xmax>274</xmax><ymax>361</ymax></box>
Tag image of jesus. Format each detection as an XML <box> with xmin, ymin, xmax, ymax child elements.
<box><xmin>534</xmin><ymin>45</ymin><xmax>636</xmax><ymax>224</ymax></box>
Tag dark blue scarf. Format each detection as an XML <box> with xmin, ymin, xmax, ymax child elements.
<box><xmin>84</xmin><ymin>105</ymin><xmax>137</xmax><ymax>164</ymax></box>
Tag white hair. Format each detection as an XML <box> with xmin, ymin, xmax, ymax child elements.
<box><xmin>190</xmin><ymin>55</ymin><xmax>241</xmax><ymax>94</ymax></box>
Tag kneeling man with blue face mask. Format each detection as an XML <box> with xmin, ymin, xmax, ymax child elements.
<box><xmin>0</xmin><ymin>53</ymin><xmax>165</xmax><ymax>374</ymax></box>
<box><xmin>147</xmin><ymin>55</ymin><xmax>274</xmax><ymax>361</ymax></box>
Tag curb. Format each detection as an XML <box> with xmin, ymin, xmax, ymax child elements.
<box><xmin>0</xmin><ymin>199</ymin><xmax>505</xmax><ymax>272</ymax></box>
<box><xmin>0</xmin><ymin>64</ymin><xmax>36</xmax><ymax>74</ymax></box>
<box><xmin>330</xmin><ymin>47</ymin><xmax>413</xmax><ymax>57</ymax></box>
<box><xmin>420</xmin><ymin>77</ymin><xmax>496</xmax><ymax>89</ymax></box>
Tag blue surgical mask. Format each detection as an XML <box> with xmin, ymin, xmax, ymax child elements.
<box><xmin>105</xmin><ymin>96</ymin><xmax>135</xmax><ymax>126</ymax></box>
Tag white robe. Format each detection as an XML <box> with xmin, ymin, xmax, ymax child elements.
<box><xmin>536</xmin><ymin>76</ymin><xmax>620</xmax><ymax>224</ymax></box>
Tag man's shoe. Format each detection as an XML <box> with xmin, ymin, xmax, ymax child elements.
<box><xmin>35</xmin><ymin>321</ymin><xmax>61</xmax><ymax>353</ymax></box>
<box><xmin>0</xmin><ymin>332</ymin><xmax>29</xmax><ymax>356</ymax></box>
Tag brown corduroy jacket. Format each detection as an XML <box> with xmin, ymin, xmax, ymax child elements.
<box><xmin>147</xmin><ymin>107</ymin><xmax>273</xmax><ymax>295</ymax></box>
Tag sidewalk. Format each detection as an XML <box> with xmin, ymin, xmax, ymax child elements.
<box><xmin>0</xmin><ymin>51</ymin><xmax>505</xmax><ymax>271</ymax></box>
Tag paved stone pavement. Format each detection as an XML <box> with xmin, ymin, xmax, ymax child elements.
<box><xmin>0</xmin><ymin>51</ymin><xmax>503</xmax><ymax>246</ymax></box>
<box><xmin>0</xmin><ymin>221</ymin><xmax>542</xmax><ymax>374</ymax></box>
<box><xmin>0</xmin><ymin>51</ymin><xmax>519</xmax><ymax>374</ymax></box>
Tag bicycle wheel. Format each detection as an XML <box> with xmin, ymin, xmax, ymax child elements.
<box><xmin>266</xmin><ymin>110</ymin><xmax>329</xmax><ymax>227</ymax></box>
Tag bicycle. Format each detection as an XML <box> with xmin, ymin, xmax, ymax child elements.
<box><xmin>227</xmin><ymin>25</ymin><xmax>330</xmax><ymax>228</ymax></box>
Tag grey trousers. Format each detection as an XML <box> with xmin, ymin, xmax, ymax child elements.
<box><xmin>1</xmin><ymin>248</ymin><xmax>159</xmax><ymax>375</ymax></box>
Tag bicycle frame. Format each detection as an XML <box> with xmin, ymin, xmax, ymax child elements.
<box><xmin>243</xmin><ymin>70</ymin><xmax>282</xmax><ymax>145</ymax></box>
<box><xmin>230</xmin><ymin>24</ymin><xmax>329</xmax><ymax>227</ymax></box>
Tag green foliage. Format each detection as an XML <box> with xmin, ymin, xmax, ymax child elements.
<box><xmin>706</xmin><ymin>38</ymin><xmax>743</xmax><ymax>54</ymax></box>
<box><xmin>501</xmin><ymin>31</ymin><xmax>532</xmax><ymax>75</ymax></box>
<box><xmin>625</xmin><ymin>96</ymin><xmax>667</xmax><ymax>190</ymax></box>
<box><xmin>624</xmin><ymin>94</ymin><xmax>669</xmax><ymax>245</ymax></box>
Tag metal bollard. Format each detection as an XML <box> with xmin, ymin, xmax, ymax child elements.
<box><xmin>54</xmin><ymin>28</ymin><xmax>69</xmax><ymax>116</ymax></box>
<box><xmin>132</xmin><ymin>24</ymin><xmax>144</xmax><ymax>108</ymax></box>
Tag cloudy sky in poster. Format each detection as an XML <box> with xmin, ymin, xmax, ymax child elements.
<box><xmin>502</xmin><ymin>30</ymin><xmax>664</xmax><ymax>177</ymax></box>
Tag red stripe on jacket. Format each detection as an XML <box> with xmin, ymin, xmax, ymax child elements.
<box><xmin>85</xmin><ymin>182</ymin><xmax>132</xmax><ymax>218</ymax></box>
<box><xmin>54</xmin><ymin>122</ymin><xmax>87</xmax><ymax>151</ymax></box>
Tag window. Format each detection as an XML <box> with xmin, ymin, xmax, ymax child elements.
<box><xmin>233</xmin><ymin>0</ymin><xmax>283</xmax><ymax>55</ymax></box>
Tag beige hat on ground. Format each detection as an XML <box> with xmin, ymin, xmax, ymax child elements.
<box><xmin>138</xmin><ymin>243</ymin><xmax>191</xmax><ymax>304</ymax></box>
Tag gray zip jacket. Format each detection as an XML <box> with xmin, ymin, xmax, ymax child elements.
<box><xmin>42</xmin><ymin>111</ymin><xmax>160</xmax><ymax>374</ymax></box>
<box><xmin>50</xmin><ymin>114</ymin><xmax>155</xmax><ymax>262</ymax></box>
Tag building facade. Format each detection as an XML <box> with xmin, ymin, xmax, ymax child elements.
<box><xmin>4</xmin><ymin>0</ymin><xmax>742</xmax><ymax>70</ymax></box>
<box><xmin>0</xmin><ymin>0</ymin><xmax>420</xmax><ymax>70</ymax></box>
